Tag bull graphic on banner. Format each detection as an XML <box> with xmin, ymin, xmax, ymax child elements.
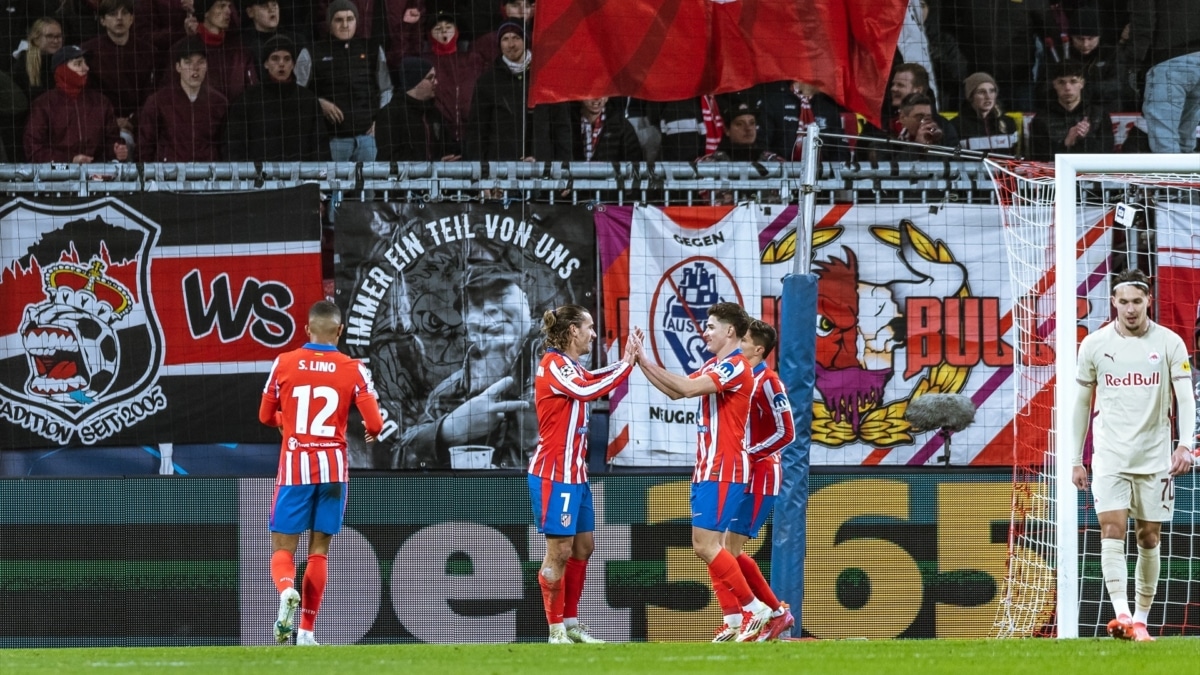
<box><xmin>0</xmin><ymin>199</ymin><xmax>165</xmax><ymax>445</ymax></box>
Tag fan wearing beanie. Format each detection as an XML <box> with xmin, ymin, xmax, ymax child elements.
<box><xmin>240</xmin><ymin>0</ymin><xmax>315</xmax><ymax>87</ymax></box>
<box><xmin>376</xmin><ymin>56</ymin><xmax>460</xmax><ymax>161</ymax></box>
<box><xmin>24</xmin><ymin>45</ymin><xmax>127</xmax><ymax>163</ymax></box>
<box><xmin>423</xmin><ymin>12</ymin><xmax>486</xmax><ymax>145</ymax></box>
<box><xmin>226</xmin><ymin>34</ymin><xmax>326</xmax><ymax>161</ymax></box>
<box><xmin>179</xmin><ymin>0</ymin><xmax>257</xmax><ymax>101</ymax></box>
<box><xmin>951</xmin><ymin>72</ymin><xmax>1018</xmax><ymax>156</ymax></box>
<box><xmin>311</xmin><ymin>0</ymin><xmax>382</xmax><ymax>161</ymax></box>
<box><xmin>470</xmin><ymin>0</ymin><xmax>534</xmax><ymax>64</ymax></box>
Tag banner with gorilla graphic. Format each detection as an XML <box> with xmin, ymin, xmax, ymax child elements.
<box><xmin>0</xmin><ymin>187</ymin><xmax>324</xmax><ymax>449</ymax></box>
<box><xmin>334</xmin><ymin>202</ymin><xmax>596</xmax><ymax>471</ymax></box>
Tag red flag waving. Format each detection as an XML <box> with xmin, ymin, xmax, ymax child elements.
<box><xmin>529</xmin><ymin>0</ymin><xmax>905</xmax><ymax>127</ymax></box>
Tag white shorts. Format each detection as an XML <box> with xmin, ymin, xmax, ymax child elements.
<box><xmin>1091</xmin><ymin>470</ymin><xmax>1175</xmax><ymax>521</ymax></box>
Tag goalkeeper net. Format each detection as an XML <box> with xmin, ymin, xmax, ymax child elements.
<box><xmin>986</xmin><ymin>156</ymin><xmax>1200</xmax><ymax>639</ymax></box>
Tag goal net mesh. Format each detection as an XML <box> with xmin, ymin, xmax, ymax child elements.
<box><xmin>986</xmin><ymin>158</ymin><xmax>1200</xmax><ymax>639</ymax></box>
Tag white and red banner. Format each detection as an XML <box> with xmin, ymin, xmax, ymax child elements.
<box><xmin>599</xmin><ymin>203</ymin><xmax>1118</xmax><ymax>466</ymax></box>
<box><xmin>1153</xmin><ymin>204</ymin><xmax>1200</xmax><ymax>352</ymax></box>
<box><xmin>0</xmin><ymin>188</ymin><xmax>324</xmax><ymax>447</ymax></box>
<box><xmin>529</xmin><ymin>0</ymin><xmax>905</xmax><ymax>126</ymax></box>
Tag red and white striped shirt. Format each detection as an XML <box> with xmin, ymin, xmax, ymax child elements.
<box><xmin>745</xmin><ymin>362</ymin><xmax>795</xmax><ymax>496</ymax></box>
<box><xmin>530</xmin><ymin>349</ymin><xmax>632</xmax><ymax>484</ymax></box>
<box><xmin>259</xmin><ymin>343</ymin><xmax>383</xmax><ymax>486</ymax></box>
<box><xmin>691</xmin><ymin>350</ymin><xmax>753</xmax><ymax>484</ymax></box>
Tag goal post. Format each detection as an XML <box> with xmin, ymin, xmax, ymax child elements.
<box><xmin>988</xmin><ymin>153</ymin><xmax>1200</xmax><ymax>640</ymax></box>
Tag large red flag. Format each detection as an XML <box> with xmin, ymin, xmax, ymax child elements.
<box><xmin>529</xmin><ymin>0</ymin><xmax>905</xmax><ymax>127</ymax></box>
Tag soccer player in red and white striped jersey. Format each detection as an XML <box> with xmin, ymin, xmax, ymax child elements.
<box><xmin>258</xmin><ymin>300</ymin><xmax>383</xmax><ymax>646</ymax></box>
<box><xmin>725</xmin><ymin>319</ymin><xmax>795</xmax><ymax>641</ymax></box>
<box><xmin>636</xmin><ymin>302</ymin><xmax>773</xmax><ymax>642</ymax></box>
<box><xmin>530</xmin><ymin>304</ymin><xmax>640</xmax><ymax>644</ymax></box>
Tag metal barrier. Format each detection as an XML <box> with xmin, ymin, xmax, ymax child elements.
<box><xmin>0</xmin><ymin>160</ymin><xmax>1000</xmax><ymax>205</ymax></box>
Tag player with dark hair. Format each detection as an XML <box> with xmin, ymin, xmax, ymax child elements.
<box><xmin>530</xmin><ymin>304</ymin><xmax>640</xmax><ymax>643</ymax></box>
<box><xmin>723</xmin><ymin>319</ymin><xmax>796</xmax><ymax>641</ymax></box>
<box><xmin>1072</xmin><ymin>268</ymin><xmax>1197</xmax><ymax>642</ymax></box>
<box><xmin>259</xmin><ymin>300</ymin><xmax>384</xmax><ymax>646</ymax></box>
<box><xmin>635</xmin><ymin>301</ymin><xmax>773</xmax><ymax>642</ymax></box>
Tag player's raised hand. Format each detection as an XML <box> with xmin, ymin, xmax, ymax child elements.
<box><xmin>441</xmin><ymin>376</ymin><xmax>529</xmax><ymax>446</ymax></box>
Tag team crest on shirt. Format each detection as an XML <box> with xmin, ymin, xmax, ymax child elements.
<box><xmin>0</xmin><ymin>199</ymin><xmax>166</xmax><ymax>445</ymax></box>
<box><xmin>1148</xmin><ymin>351</ymin><xmax>1161</xmax><ymax>365</ymax></box>
<box><xmin>560</xmin><ymin>513</ymin><xmax>572</xmax><ymax>527</ymax></box>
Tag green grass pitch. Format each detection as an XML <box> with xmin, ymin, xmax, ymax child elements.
<box><xmin>2</xmin><ymin>639</ymin><xmax>1198</xmax><ymax>674</ymax></box>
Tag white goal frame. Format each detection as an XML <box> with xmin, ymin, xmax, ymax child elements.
<box><xmin>1052</xmin><ymin>153</ymin><xmax>1200</xmax><ymax>639</ymax></box>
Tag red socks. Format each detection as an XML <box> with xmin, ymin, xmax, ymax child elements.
<box><xmin>737</xmin><ymin>553</ymin><xmax>780</xmax><ymax>611</ymax></box>
<box><xmin>271</xmin><ymin>549</ymin><xmax>295</xmax><ymax>593</ymax></box>
<box><xmin>563</xmin><ymin>557</ymin><xmax>587</xmax><ymax>620</ymax></box>
<box><xmin>538</xmin><ymin>571</ymin><xmax>565</xmax><ymax>625</ymax></box>
<box><xmin>708</xmin><ymin>549</ymin><xmax>754</xmax><ymax>606</ymax></box>
<box><xmin>299</xmin><ymin>554</ymin><xmax>328</xmax><ymax>631</ymax></box>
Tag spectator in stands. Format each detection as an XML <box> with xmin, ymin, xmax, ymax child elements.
<box><xmin>24</xmin><ymin>45</ymin><xmax>128</xmax><ymax>162</ymax></box>
<box><xmin>241</xmin><ymin>0</ymin><xmax>313</xmax><ymax>86</ymax></box>
<box><xmin>871</xmin><ymin>91</ymin><xmax>957</xmax><ymax>162</ymax></box>
<box><xmin>12</xmin><ymin>17</ymin><xmax>63</xmax><ymax>102</ymax></box>
<box><xmin>1130</xmin><ymin>3</ymin><xmax>1200</xmax><ymax>154</ymax></box>
<box><xmin>423</xmin><ymin>12</ymin><xmax>483</xmax><ymax>148</ymax></box>
<box><xmin>759</xmin><ymin>80</ymin><xmax>849</xmax><ymax>164</ymax></box>
<box><xmin>702</xmin><ymin>100</ymin><xmax>780</xmax><ymax>163</ymax></box>
<box><xmin>310</xmin><ymin>0</ymin><xmax>382</xmax><ymax>162</ymax></box>
<box><xmin>952</xmin><ymin>72</ymin><xmax>1018</xmax><ymax>156</ymax></box>
<box><xmin>83</xmin><ymin>0</ymin><xmax>158</xmax><ymax>150</ymax></box>
<box><xmin>1055</xmin><ymin>5</ymin><xmax>1131</xmax><ymax>114</ymax></box>
<box><xmin>570</xmin><ymin>96</ymin><xmax>642</xmax><ymax>162</ymax></box>
<box><xmin>914</xmin><ymin>0</ymin><xmax>969</xmax><ymax>105</ymax></box>
<box><xmin>0</xmin><ymin>69</ymin><xmax>28</xmax><ymax>161</ymax></box>
<box><xmin>146</xmin><ymin>0</ymin><xmax>240</xmax><ymax>54</ymax></box>
<box><xmin>1028</xmin><ymin>62</ymin><xmax>1113</xmax><ymax>161</ymax></box>
<box><xmin>137</xmin><ymin>35</ymin><xmax>229</xmax><ymax>161</ymax></box>
<box><xmin>942</xmin><ymin>0</ymin><xmax>1046</xmax><ymax>112</ymax></box>
<box><xmin>465</xmin><ymin>21</ymin><xmax>569</xmax><ymax>162</ymax></box>
<box><xmin>868</xmin><ymin>63</ymin><xmax>958</xmax><ymax>150</ymax></box>
<box><xmin>376</xmin><ymin>56</ymin><xmax>458</xmax><ymax>161</ymax></box>
<box><xmin>314</xmin><ymin>0</ymin><xmax>424</xmax><ymax>68</ymax></box>
<box><xmin>470</xmin><ymin>0</ymin><xmax>531</xmax><ymax>65</ymax></box>
<box><xmin>628</xmin><ymin>98</ymin><xmax>706</xmax><ymax>162</ymax></box>
<box><xmin>225</xmin><ymin>34</ymin><xmax>325</xmax><ymax>160</ymax></box>
<box><xmin>181</xmin><ymin>0</ymin><xmax>256</xmax><ymax>101</ymax></box>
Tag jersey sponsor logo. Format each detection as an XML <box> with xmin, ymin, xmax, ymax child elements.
<box><xmin>647</xmin><ymin>259</ymin><xmax>745</xmax><ymax>374</ymax></box>
<box><xmin>714</xmin><ymin>359</ymin><xmax>739</xmax><ymax>384</ymax></box>
<box><xmin>0</xmin><ymin>198</ymin><xmax>166</xmax><ymax>445</ymax></box>
<box><xmin>1103</xmin><ymin>371</ymin><xmax>1160</xmax><ymax>387</ymax></box>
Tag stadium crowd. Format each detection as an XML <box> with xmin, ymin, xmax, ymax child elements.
<box><xmin>0</xmin><ymin>0</ymin><xmax>1195</xmax><ymax>165</ymax></box>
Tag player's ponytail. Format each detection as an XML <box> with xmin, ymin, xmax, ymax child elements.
<box><xmin>541</xmin><ymin>304</ymin><xmax>589</xmax><ymax>351</ymax></box>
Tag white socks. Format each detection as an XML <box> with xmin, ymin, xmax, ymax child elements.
<box><xmin>1133</xmin><ymin>544</ymin><xmax>1160</xmax><ymax>624</ymax></box>
<box><xmin>1100</xmin><ymin>538</ymin><xmax>1131</xmax><ymax>618</ymax></box>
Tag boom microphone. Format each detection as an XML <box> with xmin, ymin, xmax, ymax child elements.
<box><xmin>905</xmin><ymin>393</ymin><xmax>977</xmax><ymax>465</ymax></box>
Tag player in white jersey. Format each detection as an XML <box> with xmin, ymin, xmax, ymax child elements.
<box><xmin>1072</xmin><ymin>268</ymin><xmax>1198</xmax><ymax>642</ymax></box>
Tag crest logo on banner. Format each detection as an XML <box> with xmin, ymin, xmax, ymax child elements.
<box><xmin>0</xmin><ymin>199</ymin><xmax>166</xmax><ymax>445</ymax></box>
<box><xmin>649</xmin><ymin>260</ymin><xmax>742</xmax><ymax>374</ymax></box>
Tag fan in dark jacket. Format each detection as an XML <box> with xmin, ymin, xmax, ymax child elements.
<box><xmin>570</xmin><ymin>97</ymin><xmax>642</xmax><ymax>162</ymax></box>
<box><xmin>1028</xmin><ymin>63</ymin><xmax>1113</xmax><ymax>161</ymax></box>
<box><xmin>376</xmin><ymin>56</ymin><xmax>459</xmax><ymax>161</ymax></box>
<box><xmin>759</xmin><ymin>80</ymin><xmax>849</xmax><ymax>163</ymax></box>
<box><xmin>952</xmin><ymin>72</ymin><xmax>1019</xmax><ymax>156</ymax></box>
<box><xmin>464</xmin><ymin>21</ymin><xmax>569</xmax><ymax>161</ymax></box>
<box><xmin>226</xmin><ymin>35</ymin><xmax>326</xmax><ymax>161</ymax></box>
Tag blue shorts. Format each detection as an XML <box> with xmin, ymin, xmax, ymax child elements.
<box><xmin>528</xmin><ymin>475</ymin><xmax>594</xmax><ymax>536</ymax></box>
<box><xmin>270</xmin><ymin>482</ymin><xmax>348</xmax><ymax>535</ymax></box>
<box><xmin>690</xmin><ymin>480</ymin><xmax>747</xmax><ymax>533</ymax></box>
<box><xmin>727</xmin><ymin>491</ymin><xmax>776</xmax><ymax>538</ymax></box>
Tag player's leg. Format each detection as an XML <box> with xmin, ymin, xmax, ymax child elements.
<box><xmin>563</xmin><ymin>484</ymin><xmax>604</xmax><ymax>643</ymax></box>
<box><xmin>1092</xmin><ymin>472</ymin><xmax>1134</xmax><ymax>639</ymax></box>
<box><xmin>295</xmin><ymin>482</ymin><xmax>347</xmax><ymax>646</ymax></box>
<box><xmin>269</xmin><ymin>484</ymin><xmax>314</xmax><ymax>644</ymax></box>
<box><xmin>692</xmin><ymin>481</ymin><xmax>770</xmax><ymax>641</ymax></box>
<box><xmin>529</xmin><ymin>475</ymin><xmax>579</xmax><ymax>643</ymax></box>
<box><xmin>725</xmin><ymin>491</ymin><xmax>794</xmax><ymax>641</ymax></box>
<box><xmin>1128</xmin><ymin>470</ymin><xmax>1173</xmax><ymax>642</ymax></box>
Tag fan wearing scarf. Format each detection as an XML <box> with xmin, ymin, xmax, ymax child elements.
<box><xmin>23</xmin><ymin>45</ymin><xmax>127</xmax><ymax>163</ymax></box>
